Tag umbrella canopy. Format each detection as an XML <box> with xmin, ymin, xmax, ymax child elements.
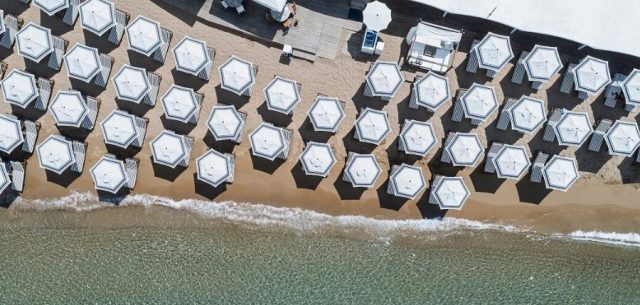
<box><xmin>16</xmin><ymin>22</ymin><xmax>53</xmax><ymax>63</ymax></box>
<box><xmin>432</xmin><ymin>176</ymin><xmax>470</xmax><ymax>210</ymax></box>
<box><xmin>307</xmin><ymin>96</ymin><xmax>345</xmax><ymax>133</ymax></box>
<box><xmin>207</xmin><ymin>105</ymin><xmax>244</xmax><ymax>141</ymax></box>
<box><xmin>0</xmin><ymin>164</ymin><xmax>10</xmax><ymax>194</ymax></box>
<box><xmin>90</xmin><ymin>156</ymin><xmax>128</xmax><ymax>194</ymax></box>
<box><xmin>264</xmin><ymin>76</ymin><xmax>301</xmax><ymax>115</ymax></box>
<box><xmin>161</xmin><ymin>85</ymin><xmax>199</xmax><ymax>123</ymax></box>
<box><xmin>365</xmin><ymin>61</ymin><xmax>403</xmax><ymax>98</ymax></box>
<box><xmin>218</xmin><ymin>56</ymin><xmax>255</xmax><ymax>96</ymax></box>
<box><xmin>355</xmin><ymin>108</ymin><xmax>391</xmax><ymax>145</ymax></box>
<box><xmin>523</xmin><ymin>45</ymin><xmax>563</xmax><ymax>82</ymax></box>
<box><xmin>362</xmin><ymin>0</ymin><xmax>392</xmax><ymax>32</ymax></box>
<box><xmin>445</xmin><ymin>132</ymin><xmax>483</xmax><ymax>167</ymax></box>
<box><xmin>79</xmin><ymin>0</ymin><xmax>116</xmax><ymax>36</ymax></box>
<box><xmin>172</xmin><ymin>36</ymin><xmax>211</xmax><ymax>76</ymax></box>
<box><xmin>542</xmin><ymin>155</ymin><xmax>579</xmax><ymax>192</ymax></box>
<box><xmin>413</xmin><ymin>72</ymin><xmax>450</xmax><ymax>111</ymax></box>
<box><xmin>344</xmin><ymin>153</ymin><xmax>381</xmax><ymax>188</ymax></box>
<box><xmin>252</xmin><ymin>0</ymin><xmax>287</xmax><ymax>13</ymax></box>
<box><xmin>389</xmin><ymin>164</ymin><xmax>426</xmax><ymax>200</ymax></box>
<box><xmin>300</xmin><ymin>142</ymin><xmax>336</xmax><ymax>177</ymax></box>
<box><xmin>0</xmin><ymin>10</ymin><xmax>5</xmax><ymax>36</ymax></box>
<box><xmin>249</xmin><ymin>123</ymin><xmax>286</xmax><ymax>161</ymax></box>
<box><xmin>64</xmin><ymin>43</ymin><xmax>101</xmax><ymax>82</ymax></box>
<box><xmin>553</xmin><ymin>111</ymin><xmax>593</xmax><ymax>147</ymax></box>
<box><xmin>621</xmin><ymin>68</ymin><xmax>640</xmax><ymax>105</ymax></box>
<box><xmin>460</xmin><ymin>83</ymin><xmax>498</xmax><ymax>122</ymax></box>
<box><xmin>0</xmin><ymin>69</ymin><xmax>38</xmax><ymax>108</ymax></box>
<box><xmin>573</xmin><ymin>56</ymin><xmax>611</xmax><ymax>95</ymax></box>
<box><xmin>605</xmin><ymin>120</ymin><xmax>640</xmax><ymax>157</ymax></box>
<box><xmin>112</xmin><ymin>64</ymin><xmax>150</xmax><ymax>103</ymax></box>
<box><xmin>50</xmin><ymin>90</ymin><xmax>89</xmax><ymax>128</ymax></box>
<box><xmin>509</xmin><ymin>96</ymin><xmax>546</xmax><ymax>134</ymax></box>
<box><xmin>474</xmin><ymin>32</ymin><xmax>514</xmax><ymax>71</ymax></box>
<box><xmin>36</xmin><ymin>135</ymin><xmax>76</xmax><ymax>175</ymax></box>
<box><xmin>126</xmin><ymin>16</ymin><xmax>162</xmax><ymax>57</ymax></box>
<box><xmin>34</xmin><ymin>0</ymin><xmax>69</xmax><ymax>16</ymax></box>
<box><xmin>0</xmin><ymin>114</ymin><xmax>24</xmax><ymax>154</ymax></box>
<box><xmin>196</xmin><ymin>149</ymin><xmax>232</xmax><ymax>188</ymax></box>
<box><xmin>100</xmin><ymin>110</ymin><xmax>139</xmax><ymax>148</ymax></box>
<box><xmin>492</xmin><ymin>144</ymin><xmax>531</xmax><ymax>180</ymax></box>
<box><xmin>399</xmin><ymin>120</ymin><xmax>437</xmax><ymax>156</ymax></box>
<box><xmin>150</xmin><ymin>130</ymin><xmax>188</xmax><ymax>168</ymax></box>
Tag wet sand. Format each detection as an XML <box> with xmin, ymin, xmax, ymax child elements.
<box><xmin>1</xmin><ymin>1</ymin><xmax>639</xmax><ymax>234</ymax></box>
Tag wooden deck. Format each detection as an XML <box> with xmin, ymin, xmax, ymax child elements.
<box><xmin>161</xmin><ymin>0</ymin><xmax>362</xmax><ymax>61</ymax></box>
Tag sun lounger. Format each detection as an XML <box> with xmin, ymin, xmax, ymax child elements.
<box><xmin>543</xmin><ymin>109</ymin><xmax>563</xmax><ymax>142</ymax></box>
<box><xmin>125</xmin><ymin>158</ymin><xmax>139</xmax><ymax>189</ymax></box>
<box><xmin>142</xmin><ymin>72</ymin><xmax>161</xmax><ymax>106</ymax></box>
<box><xmin>151</xmin><ymin>27</ymin><xmax>172</xmax><ymax>63</ymax></box>
<box><xmin>107</xmin><ymin>10</ymin><xmax>129</xmax><ymax>45</ymax></box>
<box><xmin>180</xmin><ymin>135</ymin><xmax>194</xmax><ymax>167</ymax></box>
<box><xmin>94</xmin><ymin>54</ymin><xmax>114</xmax><ymax>88</ymax></box>
<box><xmin>226</xmin><ymin>154</ymin><xmax>235</xmax><ymax>183</ymax></box>
<box><xmin>278</xmin><ymin>128</ymin><xmax>293</xmax><ymax>160</ymax></box>
<box><xmin>484</xmin><ymin>142</ymin><xmax>504</xmax><ymax>173</ymax></box>
<box><xmin>496</xmin><ymin>97</ymin><xmax>518</xmax><ymax>130</ymax></box>
<box><xmin>0</xmin><ymin>15</ymin><xmax>22</xmax><ymax>49</ymax></box>
<box><xmin>624</xmin><ymin>103</ymin><xmax>637</xmax><ymax>112</ymax></box>
<box><xmin>21</xmin><ymin>120</ymin><xmax>39</xmax><ymax>153</ymax></box>
<box><xmin>530</xmin><ymin>151</ymin><xmax>549</xmax><ymax>183</ymax></box>
<box><xmin>34</xmin><ymin>78</ymin><xmax>54</xmax><ymax>111</ymax></box>
<box><xmin>440</xmin><ymin>132</ymin><xmax>455</xmax><ymax>163</ymax></box>
<box><xmin>588</xmin><ymin>119</ymin><xmax>612</xmax><ymax>152</ymax></box>
<box><xmin>465</xmin><ymin>40</ymin><xmax>479</xmax><ymax>74</ymax></box>
<box><xmin>197</xmin><ymin>47</ymin><xmax>216</xmax><ymax>81</ymax></box>
<box><xmin>428</xmin><ymin>175</ymin><xmax>444</xmax><ymax>204</ymax></box>
<box><xmin>450</xmin><ymin>89</ymin><xmax>466</xmax><ymax>122</ymax></box>
<box><xmin>511</xmin><ymin>51</ymin><xmax>529</xmax><ymax>85</ymax></box>
<box><xmin>70</xmin><ymin>140</ymin><xmax>87</xmax><ymax>173</ymax></box>
<box><xmin>81</xmin><ymin>96</ymin><xmax>100</xmax><ymax>131</ymax></box>
<box><xmin>603</xmin><ymin>73</ymin><xmax>626</xmax><ymax>108</ymax></box>
<box><xmin>0</xmin><ymin>61</ymin><xmax>7</xmax><ymax>79</ymax></box>
<box><xmin>62</xmin><ymin>0</ymin><xmax>81</xmax><ymax>26</ymax></box>
<box><xmin>132</xmin><ymin>116</ymin><xmax>148</xmax><ymax>148</ymax></box>
<box><xmin>188</xmin><ymin>92</ymin><xmax>204</xmax><ymax>124</ymax></box>
<box><xmin>9</xmin><ymin>161</ymin><xmax>26</xmax><ymax>192</ymax></box>
<box><xmin>47</xmin><ymin>36</ymin><xmax>68</xmax><ymax>71</ymax></box>
<box><xmin>559</xmin><ymin>63</ymin><xmax>576</xmax><ymax>94</ymax></box>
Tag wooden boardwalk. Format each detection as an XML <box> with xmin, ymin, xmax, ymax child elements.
<box><xmin>161</xmin><ymin>0</ymin><xmax>362</xmax><ymax>61</ymax></box>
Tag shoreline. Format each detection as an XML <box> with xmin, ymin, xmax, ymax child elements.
<box><xmin>1</xmin><ymin>1</ymin><xmax>640</xmax><ymax>238</ymax></box>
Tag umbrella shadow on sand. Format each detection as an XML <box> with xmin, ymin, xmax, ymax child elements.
<box><xmin>149</xmin><ymin>156</ymin><xmax>187</xmax><ymax>182</ymax></box>
<box><xmin>193</xmin><ymin>173</ymin><xmax>227</xmax><ymax>200</ymax></box>
<box><xmin>291</xmin><ymin>161</ymin><xmax>323</xmax><ymax>190</ymax></box>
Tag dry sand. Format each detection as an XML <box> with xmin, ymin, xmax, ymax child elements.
<box><xmin>1</xmin><ymin>1</ymin><xmax>639</xmax><ymax>234</ymax></box>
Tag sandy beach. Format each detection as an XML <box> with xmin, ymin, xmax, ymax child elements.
<box><xmin>1</xmin><ymin>0</ymin><xmax>639</xmax><ymax>235</ymax></box>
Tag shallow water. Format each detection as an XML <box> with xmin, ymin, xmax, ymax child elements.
<box><xmin>0</xmin><ymin>199</ymin><xmax>638</xmax><ymax>305</ymax></box>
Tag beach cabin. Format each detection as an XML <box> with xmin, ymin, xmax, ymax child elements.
<box><xmin>196</xmin><ymin>149</ymin><xmax>235</xmax><ymax>188</ymax></box>
<box><xmin>342</xmin><ymin>153</ymin><xmax>381</xmax><ymax>189</ymax></box>
<box><xmin>428</xmin><ymin>176</ymin><xmax>470</xmax><ymax>210</ymax></box>
<box><xmin>405</xmin><ymin>21</ymin><xmax>462</xmax><ymax>73</ymax></box>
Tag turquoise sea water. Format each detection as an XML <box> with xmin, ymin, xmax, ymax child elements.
<box><xmin>0</xmin><ymin>196</ymin><xmax>638</xmax><ymax>305</ymax></box>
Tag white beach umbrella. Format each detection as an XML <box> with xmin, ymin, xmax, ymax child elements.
<box><xmin>196</xmin><ymin>149</ymin><xmax>233</xmax><ymax>188</ymax></box>
<box><xmin>509</xmin><ymin>96</ymin><xmax>546</xmax><ymax>134</ymax></box>
<box><xmin>621</xmin><ymin>69</ymin><xmax>640</xmax><ymax>105</ymax></box>
<box><xmin>112</xmin><ymin>64</ymin><xmax>150</xmax><ymax>103</ymax></box>
<box><xmin>0</xmin><ymin>69</ymin><xmax>38</xmax><ymax>108</ymax></box>
<box><xmin>100</xmin><ymin>110</ymin><xmax>139</xmax><ymax>148</ymax></box>
<box><xmin>161</xmin><ymin>85</ymin><xmax>199</xmax><ymax>123</ymax></box>
<box><xmin>16</xmin><ymin>22</ymin><xmax>53</xmax><ymax>63</ymax></box>
<box><xmin>150</xmin><ymin>130</ymin><xmax>188</xmax><ymax>168</ymax></box>
<box><xmin>542</xmin><ymin>155</ymin><xmax>579</xmax><ymax>192</ymax></box>
<box><xmin>264</xmin><ymin>76</ymin><xmax>301</xmax><ymax>115</ymax></box>
<box><xmin>362</xmin><ymin>1</ymin><xmax>391</xmax><ymax>32</ymax></box>
<box><xmin>50</xmin><ymin>90</ymin><xmax>89</xmax><ymax>128</ymax></box>
<box><xmin>126</xmin><ymin>16</ymin><xmax>162</xmax><ymax>57</ymax></box>
<box><xmin>553</xmin><ymin>111</ymin><xmax>593</xmax><ymax>147</ymax></box>
<box><xmin>445</xmin><ymin>132</ymin><xmax>483</xmax><ymax>167</ymax></box>
<box><xmin>34</xmin><ymin>0</ymin><xmax>69</xmax><ymax>16</ymax></box>
<box><xmin>573</xmin><ymin>56</ymin><xmax>611</xmax><ymax>95</ymax></box>
<box><xmin>460</xmin><ymin>83</ymin><xmax>498</xmax><ymax>122</ymax></box>
<box><xmin>0</xmin><ymin>10</ymin><xmax>5</xmax><ymax>36</ymax></box>
<box><xmin>399</xmin><ymin>120</ymin><xmax>437</xmax><ymax>156</ymax></box>
<box><xmin>432</xmin><ymin>176</ymin><xmax>470</xmax><ymax>210</ymax></box>
<box><xmin>0</xmin><ymin>164</ymin><xmax>10</xmax><ymax>194</ymax></box>
<box><xmin>492</xmin><ymin>144</ymin><xmax>531</xmax><ymax>180</ymax></box>
<box><xmin>365</xmin><ymin>61</ymin><xmax>404</xmax><ymax>98</ymax></box>
<box><xmin>249</xmin><ymin>122</ymin><xmax>286</xmax><ymax>161</ymax></box>
<box><xmin>604</xmin><ymin>120</ymin><xmax>640</xmax><ymax>157</ymax></box>
<box><xmin>344</xmin><ymin>153</ymin><xmax>381</xmax><ymax>188</ymax></box>
<box><xmin>413</xmin><ymin>72</ymin><xmax>450</xmax><ymax>111</ymax></box>
<box><xmin>36</xmin><ymin>135</ymin><xmax>76</xmax><ymax>175</ymax></box>
<box><xmin>474</xmin><ymin>32</ymin><xmax>514</xmax><ymax>71</ymax></box>
<box><xmin>218</xmin><ymin>56</ymin><xmax>255</xmax><ymax>96</ymax></box>
<box><xmin>0</xmin><ymin>114</ymin><xmax>24</xmax><ymax>154</ymax></box>
<box><xmin>252</xmin><ymin>0</ymin><xmax>287</xmax><ymax>13</ymax></box>
<box><xmin>63</xmin><ymin>43</ymin><xmax>102</xmax><ymax>83</ymax></box>
<box><xmin>523</xmin><ymin>45</ymin><xmax>563</xmax><ymax>82</ymax></box>
<box><xmin>207</xmin><ymin>105</ymin><xmax>244</xmax><ymax>141</ymax></box>
<box><xmin>389</xmin><ymin>164</ymin><xmax>426</xmax><ymax>200</ymax></box>
<box><xmin>79</xmin><ymin>0</ymin><xmax>116</xmax><ymax>36</ymax></box>
<box><xmin>307</xmin><ymin>96</ymin><xmax>345</xmax><ymax>133</ymax></box>
<box><xmin>354</xmin><ymin>108</ymin><xmax>391</xmax><ymax>145</ymax></box>
<box><xmin>172</xmin><ymin>36</ymin><xmax>211</xmax><ymax>76</ymax></box>
<box><xmin>300</xmin><ymin>142</ymin><xmax>336</xmax><ymax>177</ymax></box>
<box><xmin>90</xmin><ymin>156</ymin><xmax>128</xmax><ymax>194</ymax></box>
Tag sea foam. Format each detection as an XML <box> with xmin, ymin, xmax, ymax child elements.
<box><xmin>566</xmin><ymin>230</ymin><xmax>640</xmax><ymax>247</ymax></box>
